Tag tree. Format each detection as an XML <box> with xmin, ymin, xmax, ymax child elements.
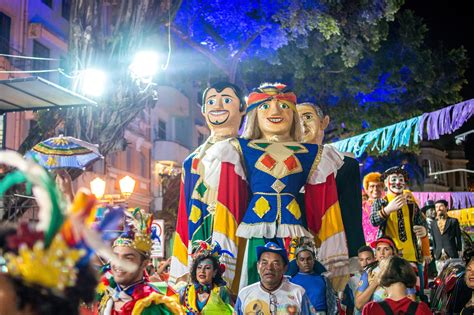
<box><xmin>172</xmin><ymin>0</ymin><xmax>403</xmax><ymax>83</ymax></box>
<box><xmin>19</xmin><ymin>0</ymin><xmax>182</xmax><ymax>156</ymax></box>
<box><xmin>241</xmin><ymin>10</ymin><xmax>469</xmax><ymax>140</ymax></box>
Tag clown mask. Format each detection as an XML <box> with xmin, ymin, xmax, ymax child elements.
<box><xmin>385</xmin><ymin>173</ymin><xmax>406</xmax><ymax>195</ymax></box>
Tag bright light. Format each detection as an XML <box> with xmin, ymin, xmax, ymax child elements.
<box><xmin>90</xmin><ymin>177</ymin><xmax>106</xmax><ymax>199</ymax></box>
<box><xmin>129</xmin><ymin>51</ymin><xmax>160</xmax><ymax>82</ymax></box>
<box><xmin>81</xmin><ymin>69</ymin><xmax>106</xmax><ymax>97</ymax></box>
<box><xmin>119</xmin><ymin>175</ymin><xmax>136</xmax><ymax>198</ymax></box>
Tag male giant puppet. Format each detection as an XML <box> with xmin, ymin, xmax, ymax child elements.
<box><xmin>297</xmin><ymin>102</ymin><xmax>365</xmax><ymax>256</ymax></box>
<box><xmin>170</xmin><ymin>82</ymin><xmax>246</xmax><ymax>287</ymax></box>
<box><xmin>203</xmin><ymin>83</ymin><xmax>348</xmax><ymax>289</ymax></box>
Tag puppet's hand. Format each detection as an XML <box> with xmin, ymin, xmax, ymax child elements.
<box><xmin>384</xmin><ymin>195</ymin><xmax>406</xmax><ymax>214</ymax></box>
<box><xmin>413</xmin><ymin>225</ymin><xmax>427</xmax><ymax>238</ymax></box>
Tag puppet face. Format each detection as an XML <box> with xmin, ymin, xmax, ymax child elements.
<box><xmin>257</xmin><ymin>98</ymin><xmax>293</xmax><ymax>141</ymax></box>
<box><xmin>202</xmin><ymin>87</ymin><xmax>244</xmax><ymax>137</ymax></box>
<box><xmin>297</xmin><ymin>104</ymin><xmax>328</xmax><ymax>144</ymax></box>
<box><xmin>367</xmin><ymin>181</ymin><xmax>383</xmax><ymax>200</ymax></box>
<box><xmin>385</xmin><ymin>173</ymin><xmax>406</xmax><ymax>195</ymax></box>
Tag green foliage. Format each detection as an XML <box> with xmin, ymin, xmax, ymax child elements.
<box><xmin>241</xmin><ymin>9</ymin><xmax>469</xmax><ymax>143</ymax></box>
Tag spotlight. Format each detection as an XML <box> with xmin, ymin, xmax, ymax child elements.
<box><xmin>129</xmin><ymin>51</ymin><xmax>160</xmax><ymax>83</ymax></box>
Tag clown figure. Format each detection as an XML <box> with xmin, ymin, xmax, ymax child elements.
<box><xmin>370</xmin><ymin>166</ymin><xmax>431</xmax><ymax>293</ymax></box>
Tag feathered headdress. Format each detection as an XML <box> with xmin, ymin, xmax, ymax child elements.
<box><xmin>0</xmin><ymin>151</ymin><xmax>124</xmax><ymax>293</ymax></box>
<box><xmin>113</xmin><ymin>208</ymin><xmax>157</xmax><ymax>256</ymax></box>
<box><xmin>191</xmin><ymin>240</ymin><xmax>234</xmax><ymax>273</ymax></box>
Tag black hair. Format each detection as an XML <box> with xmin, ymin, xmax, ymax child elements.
<box><xmin>435</xmin><ymin>199</ymin><xmax>449</xmax><ymax>207</ymax></box>
<box><xmin>201</xmin><ymin>81</ymin><xmax>246</xmax><ymax>112</ymax></box>
<box><xmin>358</xmin><ymin>245</ymin><xmax>374</xmax><ymax>256</ymax></box>
<box><xmin>463</xmin><ymin>246</ymin><xmax>474</xmax><ymax>265</ymax></box>
<box><xmin>190</xmin><ymin>254</ymin><xmax>226</xmax><ymax>287</ymax></box>
<box><xmin>379</xmin><ymin>256</ymin><xmax>417</xmax><ymax>288</ymax></box>
<box><xmin>381</xmin><ymin>166</ymin><xmax>409</xmax><ymax>183</ymax></box>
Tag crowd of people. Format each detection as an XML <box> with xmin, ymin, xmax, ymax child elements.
<box><xmin>0</xmin><ymin>82</ymin><xmax>472</xmax><ymax>315</ymax></box>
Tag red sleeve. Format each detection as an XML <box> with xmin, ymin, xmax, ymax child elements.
<box><xmin>362</xmin><ymin>301</ymin><xmax>382</xmax><ymax>315</ymax></box>
<box><xmin>417</xmin><ymin>302</ymin><xmax>433</xmax><ymax>315</ymax></box>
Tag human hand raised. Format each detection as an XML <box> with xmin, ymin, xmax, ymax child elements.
<box><xmin>413</xmin><ymin>225</ymin><xmax>427</xmax><ymax>238</ymax></box>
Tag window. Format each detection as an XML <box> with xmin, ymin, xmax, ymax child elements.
<box><xmin>62</xmin><ymin>0</ymin><xmax>71</xmax><ymax>20</ymax></box>
<box><xmin>42</xmin><ymin>0</ymin><xmax>53</xmax><ymax>8</ymax></box>
<box><xmin>32</xmin><ymin>40</ymin><xmax>50</xmax><ymax>79</ymax></box>
<box><xmin>422</xmin><ymin>160</ymin><xmax>429</xmax><ymax>177</ymax></box>
<box><xmin>455</xmin><ymin>172</ymin><xmax>461</xmax><ymax>187</ymax></box>
<box><xmin>139</xmin><ymin>152</ymin><xmax>147</xmax><ymax>177</ymax></box>
<box><xmin>0</xmin><ymin>12</ymin><xmax>11</xmax><ymax>54</ymax></box>
<box><xmin>157</xmin><ymin>119</ymin><xmax>166</xmax><ymax>140</ymax></box>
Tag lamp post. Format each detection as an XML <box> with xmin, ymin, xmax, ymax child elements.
<box><xmin>90</xmin><ymin>175</ymin><xmax>136</xmax><ymax>203</ymax></box>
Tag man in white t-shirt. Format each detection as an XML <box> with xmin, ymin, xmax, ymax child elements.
<box><xmin>234</xmin><ymin>242</ymin><xmax>316</xmax><ymax>314</ymax></box>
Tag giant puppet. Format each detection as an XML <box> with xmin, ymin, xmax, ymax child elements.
<box><xmin>202</xmin><ymin>83</ymin><xmax>348</xmax><ymax>289</ymax></box>
<box><xmin>169</xmin><ymin>82</ymin><xmax>246</xmax><ymax>287</ymax></box>
<box><xmin>297</xmin><ymin>102</ymin><xmax>365</xmax><ymax>256</ymax></box>
<box><xmin>370</xmin><ymin>166</ymin><xmax>431</xmax><ymax>292</ymax></box>
<box><xmin>361</xmin><ymin>172</ymin><xmax>383</xmax><ymax>244</ymax></box>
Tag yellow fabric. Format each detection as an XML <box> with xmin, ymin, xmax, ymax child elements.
<box><xmin>385</xmin><ymin>193</ymin><xmax>416</xmax><ymax>262</ymax></box>
<box><xmin>132</xmin><ymin>292</ymin><xmax>186</xmax><ymax>315</ymax></box>
<box><xmin>318</xmin><ymin>201</ymin><xmax>345</xmax><ymax>242</ymax></box>
<box><xmin>253</xmin><ymin>196</ymin><xmax>271</xmax><ymax>218</ymax></box>
<box><xmin>189</xmin><ymin>205</ymin><xmax>202</xmax><ymax>224</ymax></box>
<box><xmin>171</xmin><ymin>233</ymin><xmax>188</xmax><ymax>266</ymax></box>
<box><xmin>286</xmin><ymin>198</ymin><xmax>302</xmax><ymax>220</ymax></box>
<box><xmin>214</xmin><ymin>202</ymin><xmax>238</xmax><ymax>244</ymax></box>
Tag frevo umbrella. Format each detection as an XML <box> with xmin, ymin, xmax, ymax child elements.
<box><xmin>25</xmin><ymin>135</ymin><xmax>103</xmax><ymax>170</ymax></box>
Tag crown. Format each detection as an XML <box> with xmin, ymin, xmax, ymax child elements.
<box><xmin>113</xmin><ymin>208</ymin><xmax>154</xmax><ymax>255</ymax></box>
<box><xmin>4</xmin><ymin>234</ymin><xmax>85</xmax><ymax>292</ymax></box>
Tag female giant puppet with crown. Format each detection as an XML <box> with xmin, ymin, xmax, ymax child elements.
<box><xmin>200</xmin><ymin>83</ymin><xmax>349</xmax><ymax>289</ymax></box>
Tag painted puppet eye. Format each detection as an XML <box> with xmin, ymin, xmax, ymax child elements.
<box><xmin>207</xmin><ymin>99</ymin><xmax>216</xmax><ymax>105</ymax></box>
<box><xmin>280</xmin><ymin>103</ymin><xmax>290</xmax><ymax>109</ymax></box>
<box><xmin>223</xmin><ymin>97</ymin><xmax>233</xmax><ymax>104</ymax></box>
<box><xmin>258</xmin><ymin>103</ymin><xmax>270</xmax><ymax>110</ymax></box>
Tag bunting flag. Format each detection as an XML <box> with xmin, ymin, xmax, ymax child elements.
<box><xmin>412</xmin><ymin>191</ymin><xmax>474</xmax><ymax>210</ymax></box>
<box><xmin>332</xmin><ymin>99</ymin><xmax>473</xmax><ymax>157</ymax></box>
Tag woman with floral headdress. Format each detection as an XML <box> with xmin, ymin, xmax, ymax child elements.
<box><xmin>179</xmin><ymin>241</ymin><xmax>234</xmax><ymax>314</ymax></box>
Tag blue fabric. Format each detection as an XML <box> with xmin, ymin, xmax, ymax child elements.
<box><xmin>237</xmin><ymin>138</ymin><xmax>319</xmax><ymax>227</ymax></box>
<box><xmin>290</xmin><ymin>272</ymin><xmax>327</xmax><ymax>311</ymax></box>
<box><xmin>357</xmin><ymin>271</ymin><xmax>369</xmax><ymax>292</ymax></box>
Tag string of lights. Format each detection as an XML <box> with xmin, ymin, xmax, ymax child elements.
<box><xmin>0</xmin><ymin>53</ymin><xmax>60</xmax><ymax>61</ymax></box>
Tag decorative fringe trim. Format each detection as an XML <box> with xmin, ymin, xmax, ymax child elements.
<box><xmin>308</xmin><ymin>145</ymin><xmax>344</xmax><ymax>184</ymax></box>
<box><xmin>236</xmin><ymin>222</ymin><xmax>312</xmax><ymax>239</ymax></box>
<box><xmin>331</xmin><ymin>99</ymin><xmax>474</xmax><ymax>157</ymax></box>
<box><xmin>412</xmin><ymin>191</ymin><xmax>474</xmax><ymax>210</ymax></box>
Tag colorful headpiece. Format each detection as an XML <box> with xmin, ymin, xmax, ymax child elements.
<box><xmin>191</xmin><ymin>240</ymin><xmax>234</xmax><ymax>261</ymax></box>
<box><xmin>0</xmin><ymin>151</ymin><xmax>112</xmax><ymax>293</ymax></box>
<box><xmin>363</xmin><ymin>172</ymin><xmax>382</xmax><ymax>192</ymax></box>
<box><xmin>381</xmin><ymin>166</ymin><xmax>409</xmax><ymax>182</ymax></box>
<box><xmin>113</xmin><ymin>208</ymin><xmax>155</xmax><ymax>257</ymax></box>
<box><xmin>246</xmin><ymin>83</ymin><xmax>297</xmax><ymax>113</ymax></box>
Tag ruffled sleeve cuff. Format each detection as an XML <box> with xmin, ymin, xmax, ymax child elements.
<box><xmin>201</xmin><ymin>138</ymin><xmax>246</xmax><ymax>189</ymax></box>
<box><xmin>307</xmin><ymin>144</ymin><xmax>345</xmax><ymax>185</ymax></box>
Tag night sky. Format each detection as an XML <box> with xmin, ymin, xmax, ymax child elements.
<box><xmin>403</xmin><ymin>0</ymin><xmax>474</xmax><ymax>100</ymax></box>
<box><xmin>403</xmin><ymin>0</ymin><xmax>474</xmax><ymax>178</ymax></box>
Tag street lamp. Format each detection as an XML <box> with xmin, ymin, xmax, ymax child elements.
<box><xmin>90</xmin><ymin>175</ymin><xmax>136</xmax><ymax>201</ymax></box>
<box><xmin>119</xmin><ymin>175</ymin><xmax>136</xmax><ymax>199</ymax></box>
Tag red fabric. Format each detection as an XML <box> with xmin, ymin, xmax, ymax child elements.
<box><xmin>362</xmin><ymin>297</ymin><xmax>432</xmax><ymax>315</ymax></box>
<box><xmin>217</xmin><ymin>162</ymin><xmax>248</xmax><ymax>223</ymax></box>
<box><xmin>175</xmin><ymin>180</ymin><xmax>188</xmax><ymax>249</ymax></box>
<box><xmin>304</xmin><ymin>173</ymin><xmax>339</xmax><ymax>234</ymax></box>
<box><xmin>247</xmin><ymin>91</ymin><xmax>297</xmax><ymax>107</ymax></box>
